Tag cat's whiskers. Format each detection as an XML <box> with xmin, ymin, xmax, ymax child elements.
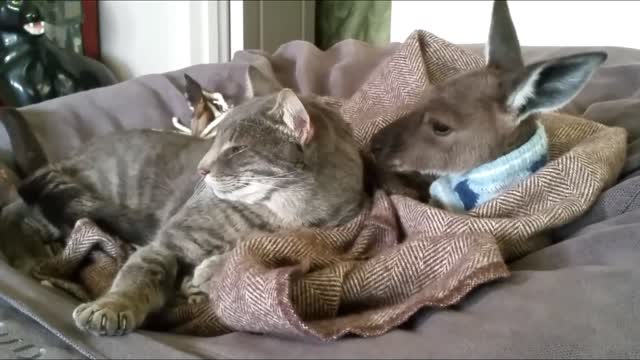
<box><xmin>238</xmin><ymin>176</ymin><xmax>299</xmax><ymax>181</ymax></box>
<box><xmin>227</xmin><ymin>147</ymin><xmax>249</xmax><ymax>158</ymax></box>
<box><xmin>228</xmin><ymin>177</ymin><xmax>310</xmax><ymax>192</ymax></box>
<box><xmin>234</xmin><ymin>171</ymin><xmax>301</xmax><ymax>181</ymax></box>
<box><xmin>242</xmin><ymin>181</ymin><xmax>312</xmax><ymax>192</ymax></box>
<box><xmin>240</xmin><ymin>182</ymin><xmax>288</xmax><ymax>190</ymax></box>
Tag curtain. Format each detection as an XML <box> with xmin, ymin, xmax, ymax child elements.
<box><xmin>315</xmin><ymin>0</ymin><xmax>391</xmax><ymax>50</ymax></box>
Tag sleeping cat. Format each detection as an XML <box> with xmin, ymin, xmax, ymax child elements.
<box><xmin>18</xmin><ymin>88</ymin><xmax>367</xmax><ymax>336</ymax></box>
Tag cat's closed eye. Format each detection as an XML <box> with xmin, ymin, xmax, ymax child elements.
<box><xmin>228</xmin><ymin>145</ymin><xmax>248</xmax><ymax>155</ymax></box>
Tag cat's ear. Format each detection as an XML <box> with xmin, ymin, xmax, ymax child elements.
<box><xmin>273</xmin><ymin>88</ymin><xmax>314</xmax><ymax>145</ymax></box>
<box><xmin>184</xmin><ymin>74</ymin><xmax>203</xmax><ymax>108</ymax></box>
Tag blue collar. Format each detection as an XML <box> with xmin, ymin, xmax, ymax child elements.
<box><xmin>429</xmin><ymin>122</ymin><xmax>549</xmax><ymax>213</ymax></box>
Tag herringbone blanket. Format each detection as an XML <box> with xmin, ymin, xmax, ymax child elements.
<box><xmin>31</xmin><ymin>31</ymin><xmax>627</xmax><ymax>339</ymax></box>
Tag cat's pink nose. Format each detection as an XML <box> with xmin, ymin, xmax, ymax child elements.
<box><xmin>199</xmin><ymin>169</ymin><xmax>210</xmax><ymax>176</ymax></box>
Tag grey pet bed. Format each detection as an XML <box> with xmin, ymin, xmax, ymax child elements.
<box><xmin>1</xmin><ymin>40</ymin><xmax>640</xmax><ymax>359</ymax></box>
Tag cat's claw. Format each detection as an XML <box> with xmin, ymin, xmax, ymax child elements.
<box><xmin>72</xmin><ymin>295</ymin><xmax>140</xmax><ymax>336</ymax></box>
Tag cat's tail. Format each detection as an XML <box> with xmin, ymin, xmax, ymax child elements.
<box><xmin>17</xmin><ymin>166</ymin><xmax>158</xmax><ymax>246</ymax></box>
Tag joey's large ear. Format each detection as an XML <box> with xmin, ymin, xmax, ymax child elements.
<box><xmin>272</xmin><ymin>88</ymin><xmax>314</xmax><ymax>144</ymax></box>
<box><xmin>184</xmin><ymin>74</ymin><xmax>204</xmax><ymax>108</ymax></box>
<box><xmin>485</xmin><ymin>0</ymin><xmax>524</xmax><ymax>71</ymax></box>
<box><xmin>504</xmin><ymin>51</ymin><xmax>607</xmax><ymax>123</ymax></box>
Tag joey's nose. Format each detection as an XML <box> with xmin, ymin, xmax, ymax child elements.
<box><xmin>199</xmin><ymin>169</ymin><xmax>210</xmax><ymax>176</ymax></box>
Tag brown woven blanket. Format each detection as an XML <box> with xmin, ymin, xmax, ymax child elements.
<box><xmin>31</xmin><ymin>31</ymin><xmax>627</xmax><ymax>340</ymax></box>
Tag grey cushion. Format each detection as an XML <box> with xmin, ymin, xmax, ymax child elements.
<box><xmin>0</xmin><ymin>42</ymin><xmax>639</xmax><ymax>359</ymax></box>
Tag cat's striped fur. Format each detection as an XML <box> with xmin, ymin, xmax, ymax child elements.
<box><xmin>18</xmin><ymin>89</ymin><xmax>366</xmax><ymax>336</ymax></box>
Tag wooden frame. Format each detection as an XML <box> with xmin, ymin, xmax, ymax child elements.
<box><xmin>81</xmin><ymin>0</ymin><xmax>100</xmax><ymax>60</ymax></box>
<box><xmin>241</xmin><ymin>0</ymin><xmax>315</xmax><ymax>53</ymax></box>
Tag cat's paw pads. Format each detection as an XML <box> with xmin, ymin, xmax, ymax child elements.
<box><xmin>72</xmin><ymin>296</ymin><xmax>140</xmax><ymax>336</ymax></box>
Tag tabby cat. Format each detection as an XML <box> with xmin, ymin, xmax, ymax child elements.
<box><xmin>18</xmin><ymin>88</ymin><xmax>366</xmax><ymax>336</ymax></box>
<box><xmin>0</xmin><ymin>76</ymin><xmax>222</xmax><ymax>273</ymax></box>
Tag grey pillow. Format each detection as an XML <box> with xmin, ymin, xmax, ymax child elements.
<box><xmin>1</xmin><ymin>62</ymin><xmax>281</xmax><ymax>176</ymax></box>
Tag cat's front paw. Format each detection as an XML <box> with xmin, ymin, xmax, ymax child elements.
<box><xmin>180</xmin><ymin>276</ymin><xmax>210</xmax><ymax>305</ymax></box>
<box><xmin>72</xmin><ymin>294</ymin><xmax>143</xmax><ymax>336</ymax></box>
<box><xmin>179</xmin><ymin>255</ymin><xmax>227</xmax><ymax>305</ymax></box>
<box><xmin>192</xmin><ymin>254</ymin><xmax>227</xmax><ymax>291</ymax></box>
<box><xmin>187</xmin><ymin>291</ymin><xmax>209</xmax><ymax>305</ymax></box>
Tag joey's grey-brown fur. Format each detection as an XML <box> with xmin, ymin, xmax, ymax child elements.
<box><xmin>370</xmin><ymin>0</ymin><xmax>606</xmax><ymax>187</ymax></box>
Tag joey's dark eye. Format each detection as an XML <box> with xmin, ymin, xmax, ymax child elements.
<box><xmin>431</xmin><ymin>121</ymin><xmax>451</xmax><ymax>136</ymax></box>
<box><xmin>295</xmin><ymin>143</ymin><xmax>303</xmax><ymax>153</ymax></box>
<box><xmin>229</xmin><ymin>145</ymin><xmax>247</xmax><ymax>155</ymax></box>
